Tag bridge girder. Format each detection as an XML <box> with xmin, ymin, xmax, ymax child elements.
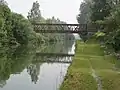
<box><xmin>33</xmin><ymin>23</ymin><xmax>89</xmax><ymax>33</ymax></box>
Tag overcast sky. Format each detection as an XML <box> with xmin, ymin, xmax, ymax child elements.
<box><xmin>7</xmin><ymin>0</ymin><xmax>83</xmax><ymax>23</ymax></box>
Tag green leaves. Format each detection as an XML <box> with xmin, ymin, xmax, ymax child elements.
<box><xmin>77</xmin><ymin>1</ymin><xmax>91</xmax><ymax>24</ymax></box>
<box><xmin>91</xmin><ymin>0</ymin><xmax>111</xmax><ymax>22</ymax></box>
<box><xmin>95</xmin><ymin>31</ymin><xmax>105</xmax><ymax>38</ymax></box>
<box><xmin>0</xmin><ymin>3</ymin><xmax>37</xmax><ymax>46</ymax></box>
<box><xmin>77</xmin><ymin>0</ymin><xmax>120</xmax><ymax>52</ymax></box>
<box><xmin>27</xmin><ymin>1</ymin><xmax>42</xmax><ymax>23</ymax></box>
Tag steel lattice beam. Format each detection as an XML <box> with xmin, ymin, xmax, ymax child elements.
<box><xmin>32</xmin><ymin>23</ymin><xmax>98</xmax><ymax>33</ymax></box>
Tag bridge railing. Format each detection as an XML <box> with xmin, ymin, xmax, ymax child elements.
<box><xmin>32</xmin><ymin>23</ymin><xmax>88</xmax><ymax>33</ymax></box>
<box><xmin>32</xmin><ymin>23</ymin><xmax>105</xmax><ymax>33</ymax></box>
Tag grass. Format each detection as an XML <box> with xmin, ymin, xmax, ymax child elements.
<box><xmin>97</xmin><ymin>71</ymin><xmax>120</xmax><ymax>90</ymax></box>
<box><xmin>61</xmin><ymin>71</ymin><xmax>97</xmax><ymax>90</ymax></box>
<box><xmin>60</xmin><ymin>40</ymin><xmax>120</xmax><ymax>90</ymax></box>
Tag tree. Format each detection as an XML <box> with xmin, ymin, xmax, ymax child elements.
<box><xmin>11</xmin><ymin>13</ymin><xmax>32</xmax><ymax>44</ymax></box>
<box><xmin>0</xmin><ymin>3</ymin><xmax>12</xmax><ymax>45</ymax></box>
<box><xmin>0</xmin><ymin>0</ymin><xmax>40</xmax><ymax>46</ymax></box>
<box><xmin>77</xmin><ymin>0</ymin><xmax>92</xmax><ymax>41</ymax></box>
<box><xmin>77</xmin><ymin>0</ymin><xmax>92</xmax><ymax>24</ymax></box>
<box><xmin>77</xmin><ymin>0</ymin><xmax>120</xmax><ymax>52</ymax></box>
<box><xmin>91</xmin><ymin>0</ymin><xmax>111</xmax><ymax>22</ymax></box>
<box><xmin>0</xmin><ymin>0</ymin><xmax>8</xmax><ymax>5</ymax></box>
<box><xmin>27</xmin><ymin>1</ymin><xmax>42</xmax><ymax>23</ymax></box>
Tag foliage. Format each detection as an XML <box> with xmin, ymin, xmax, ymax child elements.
<box><xmin>27</xmin><ymin>1</ymin><xmax>75</xmax><ymax>43</ymax></box>
<box><xmin>90</xmin><ymin>0</ymin><xmax>111</xmax><ymax>22</ymax></box>
<box><xmin>0</xmin><ymin>45</ymin><xmax>39</xmax><ymax>87</ymax></box>
<box><xmin>77</xmin><ymin>0</ymin><xmax>92</xmax><ymax>24</ymax></box>
<box><xmin>102</xmin><ymin>4</ymin><xmax>120</xmax><ymax>51</ymax></box>
<box><xmin>0</xmin><ymin>1</ymin><xmax>39</xmax><ymax>46</ymax></box>
<box><xmin>11</xmin><ymin>13</ymin><xmax>31</xmax><ymax>44</ymax></box>
<box><xmin>0</xmin><ymin>3</ymin><xmax>12</xmax><ymax>45</ymax></box>
<box><xmin>76</xmin><ymin>0</ymin><xmax>92</xmax><ymax>41</ymax></box>
<box><xmin>77</xmin><ymin>0</ymin><xmax>120</xmax><ymax>52</ymax></box>
<box><xmin>94</xmin><ymin>31</ymin><xmax>105</xmax><ymax>38</ymax></box>
<box><xmin>27</xmin><ymin>1</ymin><xmax>42</xmax><ymax>23</ymax></box>
<box><xmin>0</xmin><ymin>0</ymin><xmax>75</xmax><ymax>48</ymax></box>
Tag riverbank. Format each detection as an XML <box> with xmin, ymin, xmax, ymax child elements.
<box><xmin>60</xmin><ymin>40</ymin><xmax>120</xmax><ymax>90</ymax></box>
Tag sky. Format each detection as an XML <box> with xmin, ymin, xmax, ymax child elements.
<box><xmin>7</xmin><ymin>0</ymin><xmax>83</xmax><ymax>23</ymax></box>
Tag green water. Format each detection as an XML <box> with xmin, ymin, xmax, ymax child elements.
<box><xmin>0</xmin><ymin>40</ymin><xmax>75</xmax><ymax>90</ymax></box>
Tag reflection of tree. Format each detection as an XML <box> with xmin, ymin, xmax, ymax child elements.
<box><xmin>0</xmin><ymin>47</ymin><xmax>14</xmax><ymax>88</ymax></box>
<box><xmin>10</xmin><ymin>45</ymin><xmax>36</xmax><ymax>74</ymax></box>
<box><xmin>0</xmin><ymin>80</ymin><xmax>6</xmax><ymax>88</ymax></box>
<box><xmin>0</xmin><ymin>34</ymin><xmax>75</xmax><ymax>88</ymax></box>
<box><xmin>0</xmin><ymin>44</ymin><xmax>39</xmax><ymax>87</ymax></box>
<box><xmin>27</xmin><ymin>63</ymin><xmax>41</xmax><ymax>84</ymax></box>
<box><xmin>37</xmin><ymin>39</ymin><xmax>75</xmax><ymax>54</ymax></box>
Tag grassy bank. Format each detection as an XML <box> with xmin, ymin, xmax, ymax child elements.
<box><xmin>60</xmin><ymin>40</ymin><xmax>120</xmax><ymax>90</ymax></box>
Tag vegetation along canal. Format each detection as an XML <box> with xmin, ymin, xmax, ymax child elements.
<box><xmin>2</xmin><ymin>0</ymin><xmax>120</xmax><ymax>89</ymax></box>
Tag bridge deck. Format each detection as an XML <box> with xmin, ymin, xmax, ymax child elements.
<box><xmin>32</xmin><ymin>23</ymin><xmax>104</xmax><ymax>33</ymax></box>
<box><xmin>33</xmin><ymin>23</ymin><xmax>90</xmax><ymax>33</ymax></box>
<box><xmin>35</xmin><ymin>30</ymin><xmax>97</xmax><ymax>33</ymax></box>
<box><xmin>32</xmin><ymin>23</ymin><xmax>85</xmax><ymax>26</ymax></box>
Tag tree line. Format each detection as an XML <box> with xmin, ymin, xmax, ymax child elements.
<box><xmin>0</xmin><ymin>0</ymin><xmax>74</xmax><ymax>47</ymax></box>
<box><xmin>77</xmin><ymin>0</ymin><xmax>120</xmax><ymax>53</ymax></box>
<box><xmin>0</xmin><ymin>0</ymin><xmax>35</xmax><ymax>46</ymax></box>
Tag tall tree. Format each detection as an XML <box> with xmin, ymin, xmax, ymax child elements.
<box><xmin>27</xmin><ymin>1</ymin><xmax>42</xmax><ymax>23</ymax></box>
<box><xmin>77</xmin><ymin>0</ymin><xmax>92</xmax><ymax>24</ymax></box>
<box><xmin>0</xmin><ymin>2</ymin><xmax>12</xmax><ymax>45</ymax></box>
<box><xmin>91</xmin><ymin>0</ymin><xmax>111</xmax><ymax>22</ymax></box>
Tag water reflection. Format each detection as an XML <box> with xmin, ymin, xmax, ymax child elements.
<box><xmin>0</xmin><ymin>39</ymin><xmax>75</xmax><ymax>90</ymax></box>
<box><xmin>27</xmin><ymin>63</ymin><xmax>41</xmax><ymax>84</ymax></box>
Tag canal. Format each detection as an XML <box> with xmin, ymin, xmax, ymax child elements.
<box><xmin>0</xmin><ymin>39</ymin><xmax>75</xmax><ymax>90</ymax></box>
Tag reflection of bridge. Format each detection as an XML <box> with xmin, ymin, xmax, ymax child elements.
<box><xmin>33</xmin><ymin>59</ymin><xmax>72</xmax><ymax>64</ymax></box>
<box><xmin>36</xmin><ymin>52</ymin><xmax>74</xmax><ymax>57</ymax></box>
<box><xmin>34</xmin><ymin>53</ymin><xmax>74</xmax><ymax>64</ymax></box>
<box><xmin>33</xmin><ymin>23</ymin><xmax>97</xmax><ymax>33</ymax></box>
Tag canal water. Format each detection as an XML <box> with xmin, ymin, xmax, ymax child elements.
<box><xmin>0</xmin><ymin>40</ymin><xmax>75</xmax><ymax>90</ymax></box>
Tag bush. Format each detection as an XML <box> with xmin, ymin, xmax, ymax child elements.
<box><xmin>103</xmin><ymin>5</ymin><xmax>120</xmax><ymax>52</ymax></box>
